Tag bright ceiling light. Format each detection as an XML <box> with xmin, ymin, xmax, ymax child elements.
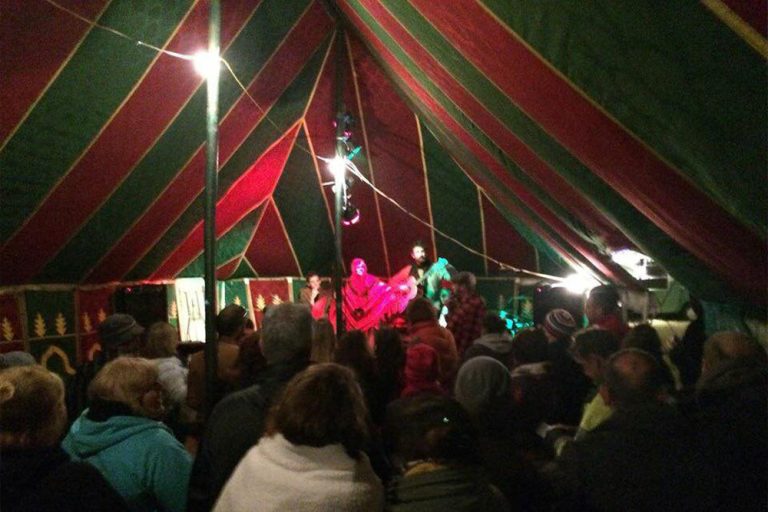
<box><xmin>193</xmin><ymin>51</ymin><xmax>221</xmax><ymax>79</ymax></box>
<box><xmin>558</xmin><ymin>272</ymin><xmax>601</xmax><ymax>295</ymax></box>
<box><xmin>328</xmin><ymin>156</ymin><xmax>346</xmax><ymax>182</ymax></box>
<box><xmin>610</xmin><ymin>248</ymin><xmax>651</xmax><ymax>280</ymax></box>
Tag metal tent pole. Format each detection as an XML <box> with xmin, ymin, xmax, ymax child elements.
<box><xmin>203</xmin><ymin>0</ymin><xmax>221</xmax><ymax>419</ymax></box>
<box><xmin>333</xmin><ymin>28</ymin><xmax>346</xmax><ymax>337</ymax></box>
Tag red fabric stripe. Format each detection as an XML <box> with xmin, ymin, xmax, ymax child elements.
<box><xmin>1</xmin><ymin>0</ymin><xmax>260</xmax><ymax>284</ymax></box>
<box><xmin>245</xmin><ymin>201</ymin><xmax>301</xmax><ymax>276</ymax></box>
<box><xmin>480</xmin><ymin>193</ymin><xmax>537</xmax><ymax>274</ymax></box>
<box><xmin>409</xmin><ymin>0</ymin><xmax>765</xmax><ymax>291</ymax></box>
<box><xmin>0</xmin><ymin>0</ymin><xmax>109</xmax><ymax>143</ymax></box>
<box><xmin>150</xmin><ymin>125</ymin><xmax>299</xmax><ymax>279</ymax></box>
<box><xmin>85</xmin><ymin>4</ymin><xmax>333</xmax><ymax>283</ymax></box>
<box><xmin>216</xmin><ymin>257</ymin><xmax>243</xmax><ymax>280</ymax></box>
<box><xmin>349</xmin><ymin>1</ymin><xmax>633</xmax><ymax>253</ymax></box>
<box><xmin>341</xmin><ymin>3</ymin><xmax>637</xmax><ymax>286</ymax></box>
<box><xmin>348</xmin><ymin>36</ymin><xmax>435</xmax><ymax>276</ymax></box>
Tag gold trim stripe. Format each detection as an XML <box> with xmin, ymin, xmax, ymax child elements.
<box><xmin>701</xmin><ymin>0</ymin><xmax>768</xmax><ymax>58</ymax></box>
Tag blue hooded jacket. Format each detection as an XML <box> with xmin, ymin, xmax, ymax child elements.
<box><xmin>62</xmin><ymin>411</ymin><xmax>191</xmax><ymax>512</ymax></box>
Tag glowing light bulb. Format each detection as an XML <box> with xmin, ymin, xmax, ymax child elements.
<box><xmin>193</xmin><ymin>51</ymin><xmax>221</xmax><ymax>79</ymax></box>
<box><xmin>561</xmin><ymin>272</ymin><xmax>601</xmax><ymax>295</ymax></box>
<box><xmin>328</xmin><ymin>156</ymin><xmax>346</xmax><ymax>182</ymax></box>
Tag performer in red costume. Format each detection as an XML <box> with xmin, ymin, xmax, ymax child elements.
<box><xmin>343</xmin><ymin>258</ymin><xmax>409</xmax><ymax>332</ymax></box>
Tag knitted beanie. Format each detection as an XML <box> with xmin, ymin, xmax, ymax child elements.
<box><xmin>544</xmin><ymin>309</ymin><xmax>577</xmax><ymax>338</ymax></box>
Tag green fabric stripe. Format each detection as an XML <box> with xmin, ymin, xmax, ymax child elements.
<box><xmin>421</xmin><ymin>124</ymin><xmax>485</xmax><ymax>275</ymax></box>
<box><xmin>127</xmin><ymin>36</ymin><xmax>329</xmax><ymax>280</ymax></box>
<box><xmin>481</xmin><ymin>0</ymin><xmax>767</xmax><ymax>235</ymax></box>
<box><xmin>416</xmin><ymin>110</ymin><xmax>591</xmax><ymax>278</ymax></box>
<box><xmin>229</xmin><ymin>259</ymin><xmax>258</xmax><ymax>279</ymax></box>
<box><xmin>347</xmin><ymin>1</ymin><xmax>748</xmax><ymax>304</ymax></box>
<box><xmin>272</xmin><ymin>128</ymin><xmax>335</xmax><ymax>276</ymax></box>
<box><xmin>0</xmin><ymin>0</ymin><xmax>193</xmax><ymax>242</ymax></box>
<box><xmin>178</xmin><ymin>207</ymin><xmax>263</xmax><ymax>278</ymax></box>
<box><xmin>220</xmin><ymin>279</ymin><xmax>250</xmax><ymax>312</ymax></box>
<box><xmin>39</xmin><ymin>0</ymin><xmax>315</xmax><ymax>282</ymax></box>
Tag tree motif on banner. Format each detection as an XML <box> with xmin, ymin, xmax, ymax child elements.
<box><xmin>2</xmin><ymin>317</ymin><xmax>14</xmax><ymax>341</ymax></box>
<box><xmin>234</xmin><ymin>296</ymin><xmax>242</xmax><ymax>306</ymax></box>
<box><xmin>34</xmin><ymin>313</ymin><xmax>47</xmax><ymax>337</ymax></box>
<box><xmin>82</xmin><ymin>312</ymin><xmax>93</xmax><ymax>333</ymax></box>
<box><xmin>255</xmin><ymin>294</ymin><xmax>266</xmax><ymax>311</ymax></box>
<box><xmin>55</xmin><ymin>313</ymin><xmax>67</xmax><ymax>336</ymax></box>
<box><xmin>169</xmin><ymin>301</ymin><xmax>178</xmax><ymax>319</ymax></box>
<box><xmin>97</xmin><ymin>308</ymin><xmax>107</xmax><ymax>323</ymax></box>
<box><xmin>271</xmin><ymin>294</ymin><xmax>283</xmax><ymax>305</ymax></box>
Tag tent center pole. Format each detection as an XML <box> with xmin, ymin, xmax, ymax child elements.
<box><xmin>203</xmin><ymin>0</ymin><xmax>221</xmax><ymax>420</ymax></box>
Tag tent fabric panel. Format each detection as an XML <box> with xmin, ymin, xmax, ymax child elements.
<box><xmin>84</xmin><ymin>4</ymin><xmax>333</xmax><ymax>283</ymax></box>
<box><xmin>0</xmin><ymin>0</ymin><xmax>193</xmax><ymax>244</ymax></box>
<box><xmin>343</xmin><ymin>0</ymin><xmax>633</xmax><ymax>253</ymax></box>
<box><xmin>480</xmin><ymin>0</ymin><xmax>767</xmax><ymax>235</ymax></box>
<box><xmin>0</xmin><ymin>0</ymin><xmax>260</xmax><ymax>285</ymax></box>
<box><xmin>0</xmin><ymin>0</ymin><xmax>110</xmax><ymax>142</ymax></box>
<box><xmin>243</xmin><ymin>201</ymin><xmax>301</xmax><ymax>277</ymax></box>
<box><xmin>272</xmin><ymin>132</ymin><xmax>337</xmax><ymax>277</ymax></box>
<box><xmin>382</xmin><ymin>0</ymin><xmax>765</xmax><ymax>295</ymax></box>
<box><xmin>177</xmin><ymin>208</ymin><xmax>263</xmax><ymax>279</ymax></box>
<box><xmin>421</xmin><ymin>125</ymin><xmax>484</xmax><ymax>276</ymax></box>
<box><xmin>480</xmin><ymin>193</ymin><xmax>538</xmax><ymax>275</ymax></box>
<box><xmin>416</xmin><ymin>114</ymin><xmax>597</xmax><ymax>280</ymax></box>
<box><xmin>33</xmin><ymin>0</ymin><xmax>322</xmax><ymax>284</ymax></box>
<box><xmin>154</xmin><ymin>124</ymin><xmax>299</xmax><ymax>279</ymax></box>
<box><xmin>124</xmin><ymin>38</ymin><xmax>329</xmax><ymax>281</ymax></box>
<box><xmin>347</xmin><ymin>37</ymin><xmax>435</xmax><ymax>275</ymax></box>
<box><xmin>342</xmin><ymin>0</ymin><xmax>764</xmax><ymax>304</ymax></box>
<box><xmin>340</xmin><ymin>0</ymin><xmax>637</xmax><ymax>285</ymax></box>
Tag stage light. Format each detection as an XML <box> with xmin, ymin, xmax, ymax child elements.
<box><xmin>328</xmin><ymin>156</ymin><xmax>346</xmax><ymax>182</ymax></box>
<box><xmin>193</xmin><ymin>51</ymin><xmax>220</xmax><ymax>79</ymax></box>
<box><xmin>342</xmin><ymin>204</ymin><xmax>360</xmax><ymax>225</ymax></box>
<box><xmin>558</xmin><ymin>272</ymin><xmax>601</xmax><ymax>295</ymax></box>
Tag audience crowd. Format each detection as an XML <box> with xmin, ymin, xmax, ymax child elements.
<box><xmin>1</xmin><ymin>282</ymin><xmax>766</xmax><ymax>511</ymax></box>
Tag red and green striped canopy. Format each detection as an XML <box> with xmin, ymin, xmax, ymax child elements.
<box><xmin>1</xmin><ymin>0</ymin><xmax>765</xmax><ymax>308</ymax></box>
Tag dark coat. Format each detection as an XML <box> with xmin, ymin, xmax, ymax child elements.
<box><xmin>693</xmin><ymin>359</ymin><xmax>768</xmax><ymax>511</ymax></box>
<box><xmin>386</xmin><ymin>466</ymin><xmax>509</xmax><ymax>512</ymax></box>
<box><xmin>187</xmin><ymin>358</ymin><xmax>309</xmax><ymax>512</ymax></box>
<box><xmin>546</xmin><ymin>337</ymin><xmax>591</xmax><ymax>425</ymax></box>
<box><xmin>0</xmin><ymin>445</ymin><xmax>128</xmax><ymax>512</ymax></box>
<box><xmin>554</xmin><ymin>403</ymin><xmax>717</xmax><ymax>512</ymax></box>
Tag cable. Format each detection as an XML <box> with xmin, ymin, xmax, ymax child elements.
<box><xmin>43</xmin><ymin>0</ymin><xmax>564</xmax><ymax>283</ymax></box>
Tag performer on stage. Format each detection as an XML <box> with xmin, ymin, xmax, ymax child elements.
<box><xmin>393</xmin><ymin>242</ymin><xmax>455</xmax><ymax>307</ymax></box>
<box><xmin>408</xmin><ymin>242</ymin><xmax>432</xmax><ymax>288</ymax></box>
<box><xmin>299</xmin><ymin>272</ymin><xmax>321</xmax><ymax>305</ymax></box>
<box><xmin>343</xmin><ymin>258</ymin><xmax>409</xmax><ymax>332</ymax></box>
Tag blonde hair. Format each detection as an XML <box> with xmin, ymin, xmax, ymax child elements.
<box><xmin>88</xmin><ymin>357</ymin><xmax>159</xmax><ymax>417</ymax></box>
<box><xmin>143</xmin><ymin>322</ymin><xmax>179</xmax><ymax>359</ymax></box>
<box><xmin>0</xmin><ymin>365</ymin><xmax>66</xmax><ymax>448</ymax></box>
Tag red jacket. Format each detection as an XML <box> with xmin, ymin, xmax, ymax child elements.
<box><xmin>407</xmin><ymin>320</ymin><xmax>459</xmax><ymax>385</ymax></box>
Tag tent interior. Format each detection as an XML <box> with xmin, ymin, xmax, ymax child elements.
<box><xmin>1</xmin><ymin>0</ymin><xmax>766</xmax><ymax>371</ymax></box>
